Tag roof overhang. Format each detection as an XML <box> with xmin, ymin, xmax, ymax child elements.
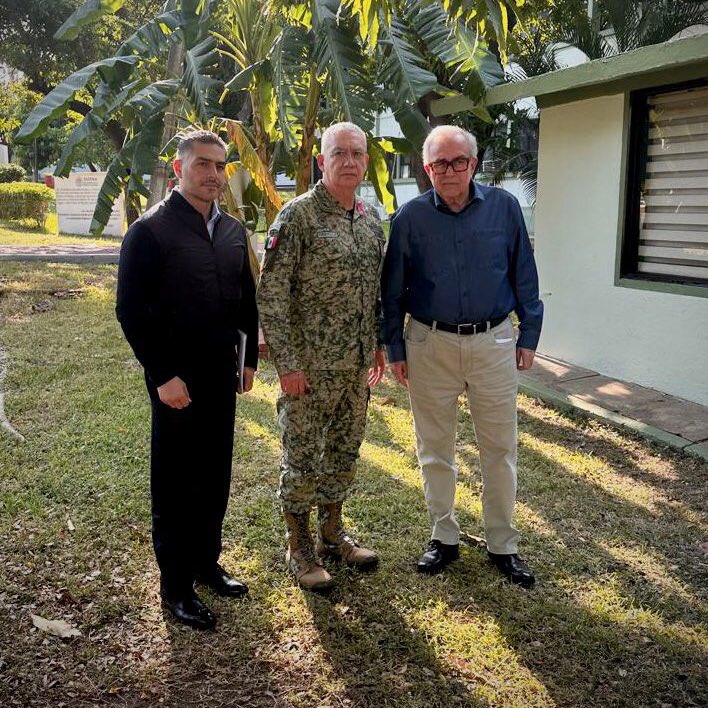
<box><xmin>431</xmin><ymin>32</ymin><xmax>708</xmax><ymax>116</ymax></box>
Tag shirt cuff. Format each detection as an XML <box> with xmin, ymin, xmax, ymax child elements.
<box><xmin>517</xmin><ymin>330</ymin><xmax>540</xmax><ymax>351</ymax></box>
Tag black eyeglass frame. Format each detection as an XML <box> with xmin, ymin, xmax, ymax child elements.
<box><xmin>427</xmin><ymin>157</ymin><xmax>473</xmax><ymax>175</ymax></box>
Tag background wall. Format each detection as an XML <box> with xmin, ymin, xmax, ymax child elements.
<box><xmin>535</xmin><ymin>93</ymin><xmax>708</xmax><ymax>405</ymax></box>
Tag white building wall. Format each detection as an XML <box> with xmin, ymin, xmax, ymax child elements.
<box><xmin>535</xmin><ymin>93</ymin><xmax>708</xmax><ymax>405</ymax></box>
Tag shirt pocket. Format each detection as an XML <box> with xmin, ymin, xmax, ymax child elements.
<box><xmin>469</xmin><ymin>228</ymin><xmax>508</xmax><ymax>272</ymax></box>
<box><xmin>302</xmin><ymin>232</ymin><xmax>351</xmax><ymax>277</ymax></box>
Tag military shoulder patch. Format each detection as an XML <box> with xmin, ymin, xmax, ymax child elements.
<box><xmin>265</xmin><ymin>227</ymin><xmax>281</xmax><ymax>250</ymax></box>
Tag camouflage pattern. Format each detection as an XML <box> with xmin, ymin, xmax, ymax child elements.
<box><xmin>276</xmin><ymin>368</ymin><xmax>369</xmax><ymax>513</ymax></box>
<box><xmin>257</xmin><ymin>180</ymin><xmax>384</xmax><ymax>513</ymax></box>
<box><xmin>257</xmin><ymin>181</ymin><xmax>385</xmax><ymax>373</ymax></box>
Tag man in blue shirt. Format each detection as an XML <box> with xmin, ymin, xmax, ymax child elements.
<box><xmin>381</xmin><ymin>125</ymin><xmax>543</xmax><ymax>587</ymax></box>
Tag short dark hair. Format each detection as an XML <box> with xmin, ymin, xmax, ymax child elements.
<box><xmin>176</xmin><ymin>130</ymin><xmax>227</xmax><ymax>159</ymax></box>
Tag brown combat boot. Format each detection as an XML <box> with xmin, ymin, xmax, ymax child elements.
<box><xmin>283</xmin><ymin>511</ymin><xmax>334</xmax><ymax>592</ymax></box>
<box><xmin>316</xmin><ymin>502</ymin><xmax>379</xmax><ymax>570</ymax></box>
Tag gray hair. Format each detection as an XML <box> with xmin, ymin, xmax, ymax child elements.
<box><xmin>422</xmin><ymin>125</ymin><xmax>478</xmax><ymax>164</ymax></box>
<box><xmin>176</xmin><ymin>129</ymin><xmax>227</xmax><ymax>159</ymax></box>
<box><xmin>320</xmin><ymin>122</ymin><xmax>367</xmax><ymax>154</ymax></box>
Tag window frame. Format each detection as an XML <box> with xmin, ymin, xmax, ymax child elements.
<box><xmin>619</xmin><ymin>78</ymin><xmax>708</xmax><ymax>293</ymax></box>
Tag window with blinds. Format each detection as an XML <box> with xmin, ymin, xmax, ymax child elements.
<box><xmin>623</xmin><ymin>81</ymin><xmax>708</xmax><ymax>287</ymax></box>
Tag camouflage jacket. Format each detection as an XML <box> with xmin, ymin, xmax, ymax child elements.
<box><xmin>257</xmin><ymin>181</ymin><xmax>385</xmax><ymax>374</ymax></box>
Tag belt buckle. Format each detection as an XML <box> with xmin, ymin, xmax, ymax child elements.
<box><xmin>458</xmin><ymin>322</ymin><xmax>474</xmax><ymax>335</ymax></box>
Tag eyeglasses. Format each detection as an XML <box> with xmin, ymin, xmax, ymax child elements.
<box><xmin>330</xmin><ymin>148</ymin><xmax>367</xmax><ymax>161</ymax></box>
<box><xmin>428</xmin><ymin>157</ymin><xmax>471</xmax><ymax>175</ymax></box>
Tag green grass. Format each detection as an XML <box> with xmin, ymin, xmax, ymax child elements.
<box><xmin>0</xmin><ymin>215</ymin><xmax>123</xmax><ymax>247</ymax></box>
<box><xmin>1</xmin><ymin>263</ymin><xmax>706</xmax><ymax>708</ymax></box>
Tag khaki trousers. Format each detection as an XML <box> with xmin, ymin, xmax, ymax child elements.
<box><xmin>406</xmin><ymin>317</ymin><xmax>520</xmax><ymax>554</ymax></box>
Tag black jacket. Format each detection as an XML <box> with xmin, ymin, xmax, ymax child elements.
<box><xmin>116</xmin><ymin>190</ymin><xmax>259</xmax><ymax>387</ymax></box>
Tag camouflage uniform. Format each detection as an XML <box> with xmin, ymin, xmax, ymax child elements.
<box><xmin>257</xmin><ymin>180</ymin><xmax>385</xmax><ymax>514</ymax></box>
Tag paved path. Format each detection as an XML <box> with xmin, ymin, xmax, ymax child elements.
<box><xmin>520</xmin><ymin>354</ymin><xmax>708</xmax><ymax>461</ymax></box>
<box><xmin>0</xmin><ymin>244</ymin><xmax>121</xmax><ymax>264</ymax></box>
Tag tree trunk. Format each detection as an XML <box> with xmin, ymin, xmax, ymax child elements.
<box><xmin>147</xmin><ymin>41</ymin><xmax>186</xmax><ymax>209</ymax></box>
<box><xmin>410</xmin><ymin>92</ymin><xmax>448</xmax><ymax>193</ymax></box>
<box><xmin>295</xmin><ymin>67</ymin><xmax>321</xmax><ymax>196</ymax></box>
<box><xmin>250</xmin><ymin>96</ymin><xmax>278</xmax><ymax>225</ymax></box>
<box><xmin>410</xmin><ymin>153</ymin><xmax>431</xmax><ymax>193</ymax></box>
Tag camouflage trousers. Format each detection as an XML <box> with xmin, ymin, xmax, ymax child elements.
<box><xmin>277</xmin><ymin>367</ymin><xmax>370</xmax><ymax>514</ymax></box>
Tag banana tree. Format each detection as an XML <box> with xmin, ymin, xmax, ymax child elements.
<box><xmin>17</xmin><ymin>0</ymin><xmax>523</xmax><ymax>232</ymax></box>
<box><xmin>16</xmin><ymin>0</ymin><xmax>227</xmax><ymax>233</ymax></box>
<box><xmin>217</xmin><ymin>0</ymin><xmax>515</xmax><ymax>212</ymax></box>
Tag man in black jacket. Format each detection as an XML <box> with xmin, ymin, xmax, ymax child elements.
<box><xmin>116</xmin><ymin>130</ymin><xmax>259</xmax><ymax>630</ymax></box>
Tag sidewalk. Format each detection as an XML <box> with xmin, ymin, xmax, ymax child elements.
<box><xmin>520</xmin><ymin>353</ymin><xmax>708</xmax><ymax>461</ymax></box>
<box><xmin>0</xmin><ymin>244</ymin><xmax>120</xmax><ymax>264</ymax></box>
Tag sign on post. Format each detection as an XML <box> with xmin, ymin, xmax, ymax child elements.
<box><xmin>54</xmin><ymin>172</ymin><xmax>125</xmax><ymax>237</ymax></box>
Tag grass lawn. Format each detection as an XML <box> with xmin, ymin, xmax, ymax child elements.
<box><xmin>0</xmin><ymin>263</ymin><xmax>706</xmax><ymax>708</ymax></box>
<box><xmin>0</xmin><ymin>215</ymin><xmax>123</xmax><ymax>247</ymax></box>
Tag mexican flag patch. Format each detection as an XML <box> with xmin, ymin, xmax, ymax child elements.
<box><xmin>265</xmin><ymin>227</ymin><xmax>280</xmax><ymax>250</ymax></box>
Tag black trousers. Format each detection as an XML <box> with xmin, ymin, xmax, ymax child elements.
<box><xmin>146</xmin><ymin>357</ymin><xmax>237</xmax><ymax>595</ymax></box>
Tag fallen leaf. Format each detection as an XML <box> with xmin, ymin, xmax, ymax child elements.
<box><xmin>31</xmin><ymin>614</ymin><xmax>81</xmax><ymax>639</ymax></box>
<box><xmin>396</xmin><ymin>663</ymin><xmax>408</xmax><ymax>674</ymax></box>
<box><xmin>618</xmin><ymin>669</ymin><xmax>628</xmax><ymax>677</ymax></box>
<box><xmin>67</xmin><ymin>518</ymin><xmax>75</xmax><ymax>532</ymax></box>
<box><xmin>460</xmin><ymin>532</ymin><xmax>487</xmax><ymax>548</ymax></box>
<box><xmin>698</xmin><ymin>541</ymin><xmax>708</xmax><ymax>556</ymax></box>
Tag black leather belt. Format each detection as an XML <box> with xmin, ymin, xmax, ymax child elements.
<box><xmin>415</xmin><ymin>315</ymin><xmax>507</xmax><ymax>335</ymax></box>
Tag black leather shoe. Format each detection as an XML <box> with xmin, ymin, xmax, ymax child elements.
<box><xmin>196</xmin><ymin>564</ymin><xmax>249</xmax><ymax>598</ymax></box>
<box><xmin>160</xmin><ymin>588</ymin><xmax>217</xmax><ymax>630</ymax></box>
<box><xmin>487</xmin><ymin>552</ymin><xmax>535</xmax><ymax>588</ymax></box>
<box><xmin>416</xmin><ymin>540</ymin><xmax>460</xmax><ymax>574</ymax></box>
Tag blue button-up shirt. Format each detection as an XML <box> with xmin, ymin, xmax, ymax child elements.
<box><xmin>381</xmin><ymin>181</ymin><xmax>543</xmax><ymax>362</ymax></box>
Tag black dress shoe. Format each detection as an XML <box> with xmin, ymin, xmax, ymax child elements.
<box><xmin>196</xmin><ymin>564</ymin><xmax>249</xmax><ymax>598</ymax></box>
<box><xmin>487</xmin><ymin>552</ymin><xmax>535</xmax><ymax>588</ymax></box>
<box><xmin>416</xmin><ymin>540</ymin><xmax>460</xmax><ymax>575</ymax></box>
<box><xmin>160</xmin><ymin>588</ymin><xmax>217</xmax><ymax>630</ymax></box>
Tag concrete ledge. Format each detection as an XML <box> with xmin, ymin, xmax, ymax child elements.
<box><xmin>519</xmin><ymin>377</ymin><xmax>708</xmax><ymax>460</ymax></box>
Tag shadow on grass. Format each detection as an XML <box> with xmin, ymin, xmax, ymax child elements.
<box><xmin>163</xmin><ymin>612</ymin><xmax>283</xmax><ymax>708</ymax></box>
<box><xmin>517</xmin><ymin>402</ymin><xmax>707</xmax><ymax>520</ymax></box>
<box><xmin>228</xmin><ymin>379</ymin><xmax>708</xmax><ymax>707</ymax></box>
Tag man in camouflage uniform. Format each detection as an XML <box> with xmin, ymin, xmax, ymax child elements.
<box><xmin>257</xmin><ymin>122</ymin><xmax>386</xmax><ymax>592</ymax></box>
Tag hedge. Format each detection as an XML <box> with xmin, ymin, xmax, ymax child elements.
<box><xmin>0</xmin><ymin>182</ymin><xmax>55</xmax><ymax>227</ymax></box>
<box><xmin>0</xmin><ymin>163</ymin><xmax>27</xmax><ymax>183</ymax></box>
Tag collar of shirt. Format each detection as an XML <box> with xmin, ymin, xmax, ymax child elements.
<box><xmin>312</xmin><ymin>180</ymin><xmax>366</xmax><ymax>220</ymax></box>
<box><xmin>171</xmin><ymin>188</ymin><xmax>221</xmax><ymax>238</ymax></box>
<box><xmin>432</xmin><ymin>180</ymin><xmax>486</xmax><ymax>214</ymax></box>
<box><xmin>206</xmin><ymin>200</ymin><xmax>221</xmax><ymax>239</ymax></box>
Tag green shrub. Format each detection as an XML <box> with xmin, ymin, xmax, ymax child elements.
<box><xmin>0</xmin><ymin>182</ymin><xmax>55</xmax><ymax>227</ymax></box>
<box><xmin>0</xmin><ymin>163</ymin><xmax>27</xmax><ymax>183</ymax></box>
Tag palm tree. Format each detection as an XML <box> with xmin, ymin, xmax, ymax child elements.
<box><xmin>559</xmin><ymin>0</ymin><xmax>708</xmax><ymax>59</ymax></box>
